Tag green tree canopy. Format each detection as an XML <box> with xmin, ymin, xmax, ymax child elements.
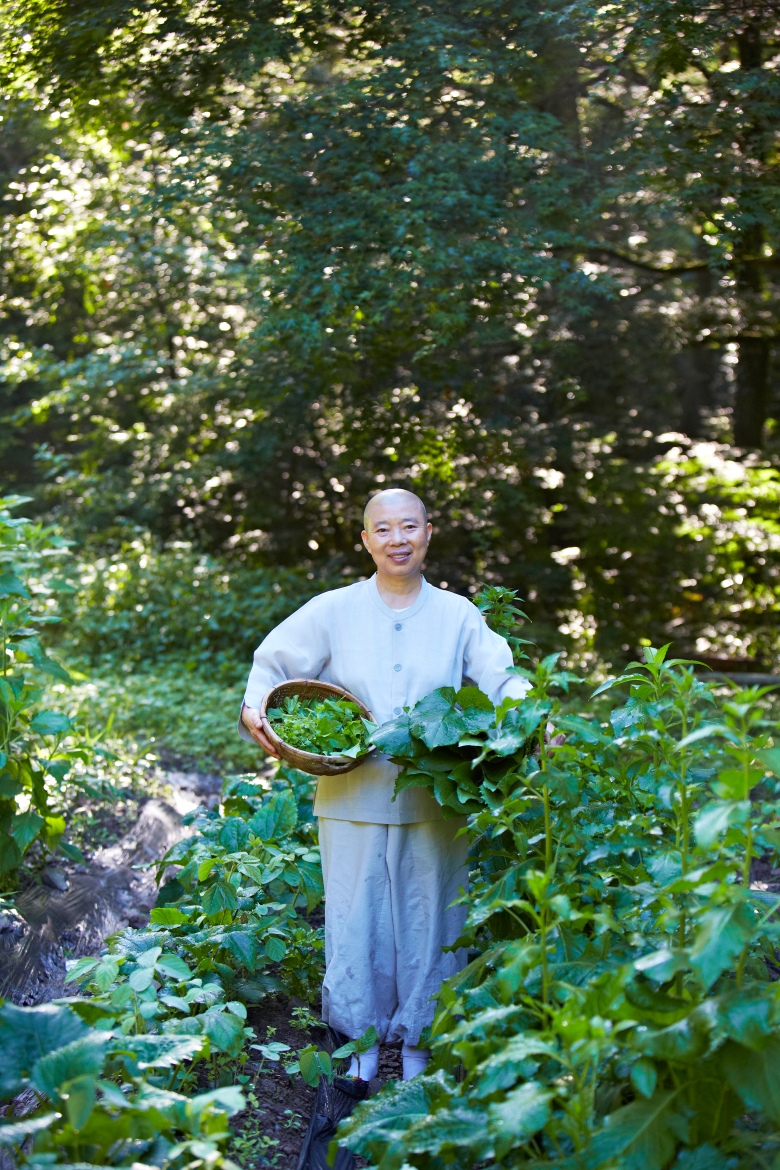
<box><xmin>1</xmin><ymin>0</ymin><xmax>778</xmax><ymax>665</ymax></box>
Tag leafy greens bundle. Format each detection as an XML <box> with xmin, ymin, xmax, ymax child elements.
<box><xmin>370</xmin><ymin>673</ymin><xmax>571</xmax><ymax>817</ymax></box>
<box><xmin>268</xmin><ymin>695</ymin><xmax>375</xmax><ymax>758</ymax></box>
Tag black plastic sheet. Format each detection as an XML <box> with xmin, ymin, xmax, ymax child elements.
<box><xmin>295</xmin><ymin>1073</ymin><xmax>369</xmax><ymax>1170</ymax></box>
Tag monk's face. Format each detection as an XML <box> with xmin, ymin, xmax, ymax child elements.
<box><xmin>361</xmin><ymin>498</ymin><xmax>432</xmax><ymax>580</ymax></box>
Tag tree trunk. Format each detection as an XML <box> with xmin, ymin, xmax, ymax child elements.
<box><xmin>678</xmin><ymin>346</ymin><xmax>719</xmax><ymax>440</ymax></box>
<box><xmin>732</xmin><ymin>14</ymin><xmax>770</xmax><ymax>448</ymax></box>
<box><xmin>734</xmin><ymin>336</ymin><xmax>771</xmax><ymax>448</ymax></box>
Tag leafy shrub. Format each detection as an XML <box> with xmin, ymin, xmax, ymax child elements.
<box><xmin>0</xmin><ymin>495</ymin><xmax>93</xmax><ymax>875</ymax></box>
<box><xmin>66</xmin><ymin>765</ymin><xmax>325</xmax><ymax>1067</ymax></box>
<box><xmin>342</xmin><ymin>650</ymin><xmax>780</xmax><ymax>1167</ymax></box>
<box><xmin>57</xmin><ymin>539</ymin><xmax>346</xmax><ymax>674</ymax></box>
<box><xmin>0</xmin><ymin>999</ymin><xmax>244</xmax><ymax>1169</ymax></box>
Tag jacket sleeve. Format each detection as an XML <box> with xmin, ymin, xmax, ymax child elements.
<box><xmin>237</xmin><ymin>594</ymin><xmax>332</xmax><ymax>741</ymax></box>
<box><xmin>462</xmin><ymin>605</ymin><xmax>531</xmax><ymax>706</ymax></box>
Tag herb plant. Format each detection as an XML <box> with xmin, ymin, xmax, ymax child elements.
<box><xmin>0</xmin><ymin>999</ymin><xmax>244</xmax><ymax>1169</ymax></box>
<box><xmin>268</xmin><ymin>695</ymin><xmax>374</xmax><ymax>758</ymax></box>
<box><xmin>342</xmin><ymin>650</ymin><xmax>780</xmax><ymax>1168</ymax></box>
<box><xmin>0</xmin><ymin>496</ymin><xmax>94</xmax><ymax>876</ymax></box>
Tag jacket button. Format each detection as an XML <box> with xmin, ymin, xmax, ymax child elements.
<box><xmin>394</xmin><ymin>622</ymin><xmax>402</xmax><ymax>631</ymax></box>
<box><xmin>394</xmin><ymin>663</ymin><xmax>402</xmax><ymax>672</ymax></box>
<box><xmin>393</xmin><ymin>706</ymin><xmax>402</xmax><ymax>715</ymax></box>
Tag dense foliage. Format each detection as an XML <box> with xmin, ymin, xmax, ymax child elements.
<box><xmin>0</xmin><ymin>763</ymin><xmax>325</xmax><ymax>1167</ymax></box>
<box><xmin>0</xmin><ymin>1000</ymin><xmax>245</xmax><ymax>1170</ymax></box>
<box><xmin>0</xmin><ymin>2</ymin><xmax>778</xmax><ymax>667</ymax></box>
<box><xmin>341</xmin><ymin>652</ymin><xmax>780</xmax><ymax>1167</ymax></box>
<box><xmin>70</xmin><ymin>766</ymin><xmax>325</xmax><ymax>1020</ymax></box>
<box><xmin>0</xmin><ymin>495</ymin><xmax>94</xmax><ymax>874</ymax></box>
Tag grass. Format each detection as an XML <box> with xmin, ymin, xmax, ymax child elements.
<box><xmin>53</xmin><ymin>662</ymin><xmax>263</xmax><ymax>773</ymax></box>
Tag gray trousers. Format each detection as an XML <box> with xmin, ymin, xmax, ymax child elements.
<box><xmin>318</xmin><ymin>817</ymin><xmax>469</xmax><ymax>1047</ymax></box>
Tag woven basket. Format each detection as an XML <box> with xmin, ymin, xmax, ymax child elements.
<box><xmin>258</xmin><ymin>678</ymin><xmax>376</xmax><ymax>776</ymax></box>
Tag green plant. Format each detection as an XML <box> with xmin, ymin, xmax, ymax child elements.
<box><xmin>285</xmin><ymin>1026</ymin><xmax>379</xmax><ymax>1088</ymax></box>
<box><xmin>251</xmin><ymin>1036</ymin><xmax>292</xmax><ymax>1072</ymax></box>
<box><xmin>0</xmin><ymin>999</ymin><xmax>244</xmax><ymax>1169</ymax></box>
<box><xmin>0</xmin><ymin>496</ymin><xmax>94</xmax><ymax>875</ymax></box>
<box><xmin>289</xmin><ymin>1004</ymin><xmax>322</xmax><ymax>1032</ymax></box>
<box><xmin>229</xmin><ymin>1116</ymin><xmax>281</xmax><ymax>1170</ymax></box>
<box><xmin>268</xmin><ymin>695</ymin><xmax>375</xmax><ymax>758</ymax></box>
<box><xmin>473</xmin><ymin>585</ymin><xmax>534</xmax><ymax>664</ymax></box>
<box><xmin>57</xmin><ymin>541</ymin><xmax>341</xmax><ymax>677</ymax></box>
<box><xmin>63</xmin><ymin>666</ymin><xmax>261</xmax><ymax>770</ymax></box>
<box><xmin>341</xmin><ymin>650</ymin><xmax>780</xmax><ymax>1168</ymax></box>
<box><xmin>65</xmin><ymin>767</ymin><xmax>326</xmax><ymax>1092</ymax></box>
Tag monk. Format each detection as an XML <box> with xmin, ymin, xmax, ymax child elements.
<box><xmin>240</xmin><ymin>488</ymin><xmax>528</xmax><ymax>1081</ymax></box>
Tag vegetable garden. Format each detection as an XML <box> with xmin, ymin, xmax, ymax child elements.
<box><xmin>2</xmin><ymin>496</ymin><xmax>780</xmax><ymax>1170</ymax></box>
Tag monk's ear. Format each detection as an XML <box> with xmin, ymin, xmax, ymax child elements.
<box><xmin>361</xmin><ymin>529</ymin><xmax>371</xmax><ymax>552</ymax></box>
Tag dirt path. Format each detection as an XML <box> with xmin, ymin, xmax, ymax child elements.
<box><xmin>0</xmin><ymin>769</ymin><xmax>218</xmax><ymax>1005</ymax></box>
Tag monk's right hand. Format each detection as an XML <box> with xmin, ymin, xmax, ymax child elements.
<box><xmin>241</xmin><ymin>704</ymin><xmax>281</xmax><ymax>758</ymax></box>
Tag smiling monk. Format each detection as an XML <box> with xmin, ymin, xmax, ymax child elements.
<box><xmin>240</xmin><ymin>488</ymin><xmax>528</xmax><ymax>1083</ymax></box>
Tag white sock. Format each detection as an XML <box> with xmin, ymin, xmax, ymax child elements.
<box><xmin>347</xmin><ymin>1041</ymin><xmax>379</xmax><ymax>1081</ymax></box>
<box><xmin>402</xmin><ymin>1042</ymin><xmax>430</xmax><ymax>1081</ymax></box>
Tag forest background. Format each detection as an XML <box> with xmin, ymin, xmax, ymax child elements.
<box><xmin>1</xmin><ymin>0</ymin><xmax>779</xmax><ymax>768</ymax></box>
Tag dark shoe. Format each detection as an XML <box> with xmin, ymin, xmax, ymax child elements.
<box><xmin>295</xmin><ymin>1074</ymin><xmax>369</xmax><ymax>1170</ymax></box>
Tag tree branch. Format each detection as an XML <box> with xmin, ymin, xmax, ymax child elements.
<box><xmin>551</xmin><ymin>245</ymin><xmax>780</xmax><ymax>279</ymax></box>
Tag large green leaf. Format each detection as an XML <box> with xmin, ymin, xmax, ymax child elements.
<box><xmin>340</xmin><ymin>1075</ymin><xmax>433</xmax><ymax>1152</ymax></box>
<box><xmin>688</xmin><ymin>901</ymin><xmax>755</xmax><ymax>990</ymax></box>
<box><xmin>30</xmin><ymin>1032</ymin><xmax>110</xmax><ymax>1101</ymax></box>
<box><xmin>411</xmin><ymin>688</ymin><xmax>469</xmax><ymax>749</ymax></box>
<box><xmin>403</xmin><ymin>1105</ymin><xmax>491</xmax><ymax>1158</ymax></box>
<box><xmin>218</xmin><ymin>817</ymin><xmax>252</xmax><ymax>852</ymax></box>
<box><xmin>9</xmin><ymin>808</ymin><xmax>44</xmax><ymax>853</ymax></box>
<box><xmin>721</xmin><ymin>1035</ymin><xmax>780</xmax><ymax>1122</ymax></box>
<box><xmin>0</xmin><ymin>572</ymin><xmax>29</xmax><ymax>598</ymax></box>
<box><xmin>0</xmin><ymin>1003</ymin><xmax>89</xmax><ymax>1094</ymax></box>
<box><xmin>694</xmin><ymin>800</ymin><xmax>750</xmax><ymax>849</ymax></box>
<box><xmin>64</xmin><ymin>1073</ymin><xmax>98</xmax><ymax>1130</ymax></box>
<box><xmin>186</xmin><ymin>1084</ymin><xmax>246</xmax><ymax>1124</ymax></box>
<box><xmin>201</xmin><ymin>880</ymin><xmax>239</xmax><ymax>917</ymax></box>
<box><xmin>156</xmin><ymin>954</ymin><xmax>193</xmax><ymax>982</ymax></box>
<box><xmin>248</xmin><ymin>790</ymin><xmax>297</xmax><ymax>841</ymax></box>
<box><xmin>488</xmin><ymin>1081</ymin><xmax>552</xmax><ymax>1159</ymax></box>
<box><xmin>370</xmin><ymin>712</ymin><xmax>416</xmax><ymax>756</ymax></box>
<box><xmin>201</xmin><ymin>1008</ymin><xmax>245</xmax><ymax>1056</ymax></box>
<box><xmin>0</xmin><ymin>833</ymin><xmax>23</xmax><ymax>874</ymax></box>
<box><xmin>455</xmin><ymin>686</ymin><xmax>495</xmax><ymax>733</ymax></box>
<box><xmin>718</xmin><ymin>988</ymin><xmax>774</xmax><ymax>1050</ymax></box>
<box><xmin>264</xmin><ymin>935</ymin><xmax>287</xmax><ymax>962</ymax></box>
<box><xmin>110</xmin><ymin>1033</ymin><xmax>204</xmax><ymax>1070</ymax></box>
<box><xmin>30</xmin><ymin>710</ymin><xmax>73</xmax><ymax>736</ymax></box>
<box><xmin>0</xmin><ymin>1113</ymin><xmax>59</xmax><ymax>1146</ymax></box>
<box><xmin>220</xmin><ymin>929</ymin><xmax>256</xmax><ymax>971</ymax></box>
<box><xmin>586</xmin><ymin>1091</ymin><xmax>682</xmax><ymax>1170</ymax></box>
<box><xmin>473</xmin><ymin>1035</ymin><xmax>562</xmax><ymax>1098</ymax></box>
<box><xmin>150</xmin><ymin>906</ymin><xmax>190</xmax><ymax>926</ymax></box>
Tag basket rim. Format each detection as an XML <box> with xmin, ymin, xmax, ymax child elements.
<box><xmin>258</xmin><ymin>678</ymin><xmax>377</xmax><ymax>765</ymax></box>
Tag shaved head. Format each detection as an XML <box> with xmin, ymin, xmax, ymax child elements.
<box><xmin>363</xmin><ymin>488</ymin><xmax>428</xmax><ymax>531</ymax></box>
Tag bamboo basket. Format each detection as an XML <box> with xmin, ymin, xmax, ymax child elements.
<box><xmin>257</xmin><ymin>678</ymin><xmax>376</xmax><ymax>776</ymax></box>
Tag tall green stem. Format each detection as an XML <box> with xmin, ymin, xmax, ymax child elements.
<box><xmin>675</xmin><ymin>706</ymin><xmax>689</xmax><ymax>997</ymax></box>
<box><xmin>538</xmin><ymin>720</ymin><xmax>552</xmax><ymax>1007</ymax></box>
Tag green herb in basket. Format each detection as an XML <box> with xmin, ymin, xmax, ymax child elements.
<box><xmin>268</xmin><ymin>695</ymin><xmax>375</xmax><ymax>758</ymax></box>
